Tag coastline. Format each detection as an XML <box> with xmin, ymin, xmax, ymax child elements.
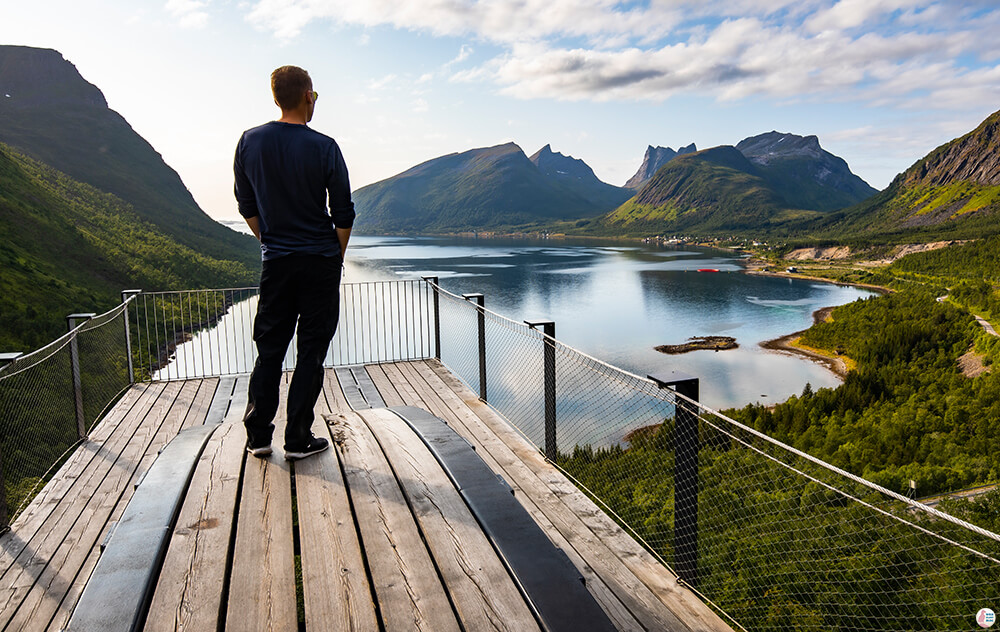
<box><xmin>759</xmin><ymin>305</ymin><xmax>850</xmax><ymax>379</ymax></box>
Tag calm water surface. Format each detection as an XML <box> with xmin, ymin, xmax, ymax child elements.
<box><xmin>342</xmin><ymin>235</ymin><xmax>874</xmax><ymax>410</ymax></box>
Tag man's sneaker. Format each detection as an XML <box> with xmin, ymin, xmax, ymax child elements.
<box><xmin>247</xmin><ymin>442</ymin><xmax>272</xmax><ymax>457</ymax></box>
<box><xmin>284</xmin><ymin>436</ymin><xmax>329</xmax><ymax>461</ymax></box>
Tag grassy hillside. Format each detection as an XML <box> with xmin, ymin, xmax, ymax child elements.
<box><xmin>0</xmin><ymin>45</ymin><xmax>259</xmax><ymax>267</ymax></box>
<box><xmin>0</xmin><ymin>142</ymin><xmax>256</xmax><ymax>350</ymax></box>
<box><xmin>588</xmin><ymin>146</ymin><xmax>819</xmax><ymax>235</ymax></box>
<box><xmin>812</xmin><ymin>109</ymin><xmax>1000</xmax><ymax>243</ymax></box>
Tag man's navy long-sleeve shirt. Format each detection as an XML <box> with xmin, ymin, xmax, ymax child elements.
<box><xmin>234</xmin><ymin>121</ymin><xmax>355</xmax><ymax>261</ymax></box>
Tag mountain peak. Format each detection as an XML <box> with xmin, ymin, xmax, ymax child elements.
<box><xmin>625</xmin><ymin>143</ymin><xmax>696</xmax><ymax>189</ymax></box>
<box><xmin>528</xmin><ymin>144</ymin><xmax>599</xmax><ymax>182</ymax></box>
<box><xmin>736</xmin><ymin>131</ymin><xmax>823</xmax><ymax>164</ymax></box>
<box><xmin>0</xmin><ymin>46</ymin><xmax>107</xmax><ymax>108</ymax></box>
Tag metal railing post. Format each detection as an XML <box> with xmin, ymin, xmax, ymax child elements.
<box><xmin>422</xmin><ymin>277</ymin><xmax>441</xmax><ymax>360</ymax></box>
<box><xmin>68</xmin><ymin>313</ymin><xmax>96</xmax><ymax>440</ymax></box>
<box><xmin>526</xmin><ymin>320</ymin><xmax>556</xmax><ymax>461</ymax></box>
<box><xmin>121</xmin><ymin>290</ymin><xmax>141</xmax><ymax>384</ymax></box>
<box><xmin>463</xmin><ymin>294</ymin><xmax>487</xmax><ymax>401</ymax></box>
<box><xmin>650</xmin><ymin>371</ymin><xmax>700</xmax><ymax>589</ymax></box>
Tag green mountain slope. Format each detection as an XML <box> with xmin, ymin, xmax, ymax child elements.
<box><xmin>594</xmin><ymin>146</ymin><xmax>809</xmax><ymax>234</ymax></box>
<box><xmin>592</xmin><ymin>134</ymin><xmax>876</xmax><ymax>236</ymax></box>
<box><xmin>822</xmin><ymin>108</ymin><xmax>1000</xmax><ymax>241</ymax></box>
<box><xmin>0</xmin><ymin>142</ymin><xmax>255</xmax><ymax>350</ymax></box>
<box><xmin>353</xmin><ymin>142</ymin><xmax>626</xmax><ymax>233</ymax></box>
<box><xmin>0</xmin><ymin>45</ymin><xmax>258</xmax><ymax>266</ymax></box>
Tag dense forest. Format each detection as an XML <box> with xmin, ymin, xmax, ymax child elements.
<box><xmin>559</xmin><ymin>236</ymin><xmax>1000</xmax><ymax>630</ymax></box>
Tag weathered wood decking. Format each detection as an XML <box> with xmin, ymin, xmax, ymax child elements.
<box><xmin>0</xmin><ymin>360</ymin><xmax>731</xmax><ymax>632</ymax></box>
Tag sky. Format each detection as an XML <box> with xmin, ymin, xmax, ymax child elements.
<box><xmin>3</xmin><ymin>0</ymin><xmax>1000</xmax><ymax>223</ymax></box>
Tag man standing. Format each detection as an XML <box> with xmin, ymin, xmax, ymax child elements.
<box><xmin>234</xmin><ymin>65</ymin><xmax>354</xmax><ymax>460</ymax></box>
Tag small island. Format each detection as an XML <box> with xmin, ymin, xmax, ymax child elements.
<box><xmin>655</xmin><ymin>336</ymin><xmax>738</xmax><ymax>354</ymax></box>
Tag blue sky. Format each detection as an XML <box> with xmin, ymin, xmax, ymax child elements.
<box><xmin>3</xmin><ymin>0</ymin><xmax>1000</xmax><ymax>222</ymax></box>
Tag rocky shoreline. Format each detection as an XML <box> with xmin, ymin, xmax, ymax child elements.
<box><xmin>759</xmin><ymin>305</ymin><xmax>849</xmax><ymax>379</ymax></box>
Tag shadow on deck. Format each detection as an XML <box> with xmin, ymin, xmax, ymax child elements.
<box><xmin>0</xmin><ymin>360</ymin><xmax>731</xmax><ymax>632</ymax></box>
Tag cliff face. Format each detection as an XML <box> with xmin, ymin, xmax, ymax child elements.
<box><xmin>0</xmin><ymin>45</ymin><xmax>258</xmax><ymax>267</ymax></box>
<box><xmin>832</xmin><ymin>109</ymin><xmax>1000</xmax><ymax>234</ymax></box>
<box><xmin>901</xmin><ymin>110</ymin><xmax>1000</xmax><ymax>187</ymax></box>
<box><xmin>624</xmin><ymin>143</ymin><xmax>696</xmax><ymax>189</ymax></box>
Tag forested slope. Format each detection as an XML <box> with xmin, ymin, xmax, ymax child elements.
<box><xmin>0</xmin><ymin>142</ymin><xmax>256</xmax><ymax>350</ymax></box>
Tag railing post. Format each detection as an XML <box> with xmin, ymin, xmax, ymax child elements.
<box><xmin>650</xmin><ymin>371</ymin><xmax>700</xmax><ymax>589</ymax></box>
<box><xmin>1</xmin><ymin>352</ymin><xmax>24</xmax><ymax>529</ymax></box>
<box><xmin>526</xmin><ymin>320</ymin><xmax>556</xmax><ymax>461</ymax></box>
<box><xmin>121</xmin><ymin>290</ymin><xmax>141</xmax><ymax>384</ymax></box>
<box><xmin>422</xmin><ymin>277</ymin><xmax>441</xmax><ymax>360</ymax></box>
<box><xmin>68</xmin><ymin>313</ymin><xmax>96</xmax><ymax>440</ymax></box>
<box><xmin>463</xmin><ymin>294</ymin><xmax>487</xmax><ymax>401</ymax></box>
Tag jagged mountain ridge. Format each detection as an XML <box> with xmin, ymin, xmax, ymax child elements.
<box><xmin>0</xmin><ymin>45</ymin><xmax>258</xmax><ymax>267</ymax></box>
<box><xmin>595</xmin><ymin>132</ymin><xmax>877</xmax><ymax>235</ymax></box>
<box><xmin>624</xmin><ymin>144</ymin><xmax>696</xmax><ymax>189</ymax></box>
<box><xmin>352</xmin><ymin>142</ymin><xmax>630</xmax><ymax>233</ymax></box>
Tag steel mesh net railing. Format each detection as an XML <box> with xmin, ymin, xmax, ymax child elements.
<box><xmin>0</xmin><ymin>302</ymin><xmax>132</xmax><ymax>529</ymax></box>
<box><xmin>432</xmin><ymin>281</ymin><xmax>1000</xmax><ymax>631</ymax></box>
<box><xmin>136</xmin><ymin>280</ymin><xmax>436</xmax><ymax>380</ymax></box>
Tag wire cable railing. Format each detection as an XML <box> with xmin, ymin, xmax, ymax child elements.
<box><xmin>429</xmin><ymin>279</ymin><xmax>1000</xmax><ymax>632</ymax></box>
<box><xmin>0</xmin><ymin>301</ymin><xmax>132</xmax><ymax>530</ymax></box>
<box><xmin>3</xmin><ymin>277</ymin><xmax>998</xmax><ymax>631</ymax></box>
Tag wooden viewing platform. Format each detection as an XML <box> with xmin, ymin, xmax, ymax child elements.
<box><xmin>0</xmin><ymin>360</ymin><xmax>731</xmax><ymax>632</ymax></box>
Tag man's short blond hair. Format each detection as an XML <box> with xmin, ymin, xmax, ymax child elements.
<box><xmin>271</xmin><ymin>66</ymin><xmax>311</xmax><ymax>110</ymax></box>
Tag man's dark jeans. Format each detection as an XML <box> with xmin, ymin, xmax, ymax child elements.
<box><xmin>243</xmin><ymin>253</ymin><xmax>341</xmax><ymax>449</ymax></box>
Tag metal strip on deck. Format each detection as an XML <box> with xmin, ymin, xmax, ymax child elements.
<box><xmin>387</xmin><ymin>405</ymin><xmax>617</xmax><ymax>632</ymax></box>
<box><xmin>64</xmin><ymin>423</ymin><xmax>219</xmax><ymax>632</ymax></box>
<box><xmin>335</xmin><ymin>366</ymin><xmax>386</xmax><ymax>409</ymax></box>
<box><xmin>203</xmin><ymin>375</ymin><xmax>238</xmax><ymax>425</ymax></box>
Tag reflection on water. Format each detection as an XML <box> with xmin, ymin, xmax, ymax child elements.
<box><xmin>345</xmin><ymin>235</ymin><xmax>874</xmax><ymax>409</ymax></box>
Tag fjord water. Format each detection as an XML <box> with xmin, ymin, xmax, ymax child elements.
<box><xmin>344</xmin><ymin>235</ymin><xmax>874</xmax><ymax>410</ymax></box>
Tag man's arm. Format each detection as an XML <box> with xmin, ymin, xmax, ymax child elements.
<box><xmin>336</xmin><ymin>227</ymin><xmax>351</xmax><ymax>259</ymax></box>
<box><xmin>245</xmin><ymin>215</ymin><xmax>262</xmax><ymax>241</ymax></box>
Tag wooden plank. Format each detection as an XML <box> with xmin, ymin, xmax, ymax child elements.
<box><xmin>323</xmin><ymin>368</ymin><xmax>352</xmax><ymax>414</ymax></box>
<box><xmin>0</xmin><ymin>383</ymin><xmax>152</xmax><ymax>563</ymax></box>
<box><xmin>364</xmin><ymin>365</ymin><xmax>406</xmax><ymax>407</ymax></box>
<box><xmin>332</xmin><ymin>411</ymin><xmax>460</xmax><ymax>632</ymax></box>
<box><xmin>1</xmin><ymin>380</ymin><xmax>188</xmax><ymax>631</ymax></box>
<box><xmin>292</xmin><ymin>384</ymin><xmax>378</xmax><ymax>631</ymax></box>
<box><xmin>225</xmin><ymin>376</ymin><xmax>296</xmax><ymax>632</ymax></box>
<box><xmin>143</xmin><ymin>419</ymin><xmax>247</xmax><ymax>632</ymax></box>
<box><xmin>0</xmin><ymin>381</ymin><xmax>169</xmax><ymax>608</ymax></box>
<box><xmin>181</xmin><ymin>377</ymin><xmax>221</xmax><ymax>429</ymax></box>
<box><xmin>379</xmin><ymin>363</ymin><xmax>427</xmax><ymax>410</ymax></box>
<box><xmin>12</xmin><ymin>378</ymin><xmax>207</xmax><ymax>631</ymax></box>
<box><xmin>406</xmin><ymin>361</ymin><xmax>670</xmax><ymax>631</ymax></box>
<box><xmin>65</xmin><ymin>421</ymin><xmax>219</xmax><ymax>632</ymax></box>
<box><xmin>358</xmin><ymin>407</ymin><xmax>540</xmax><ymax>632</ymax></box>
<box><xmin>419</xmin><ymin>360</ymin><xmax>732</xmax><ymax>632</ymax></box>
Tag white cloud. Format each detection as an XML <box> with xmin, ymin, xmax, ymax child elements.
<box><xmin>165</xmin><ymin>0</ymin><xmax>210</xmax><ymax>28</ymax></box>
<box><xmin>242</xmin><ymin>0</ymin><xmax>1000</xmax><ymax>113</ymax></box>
